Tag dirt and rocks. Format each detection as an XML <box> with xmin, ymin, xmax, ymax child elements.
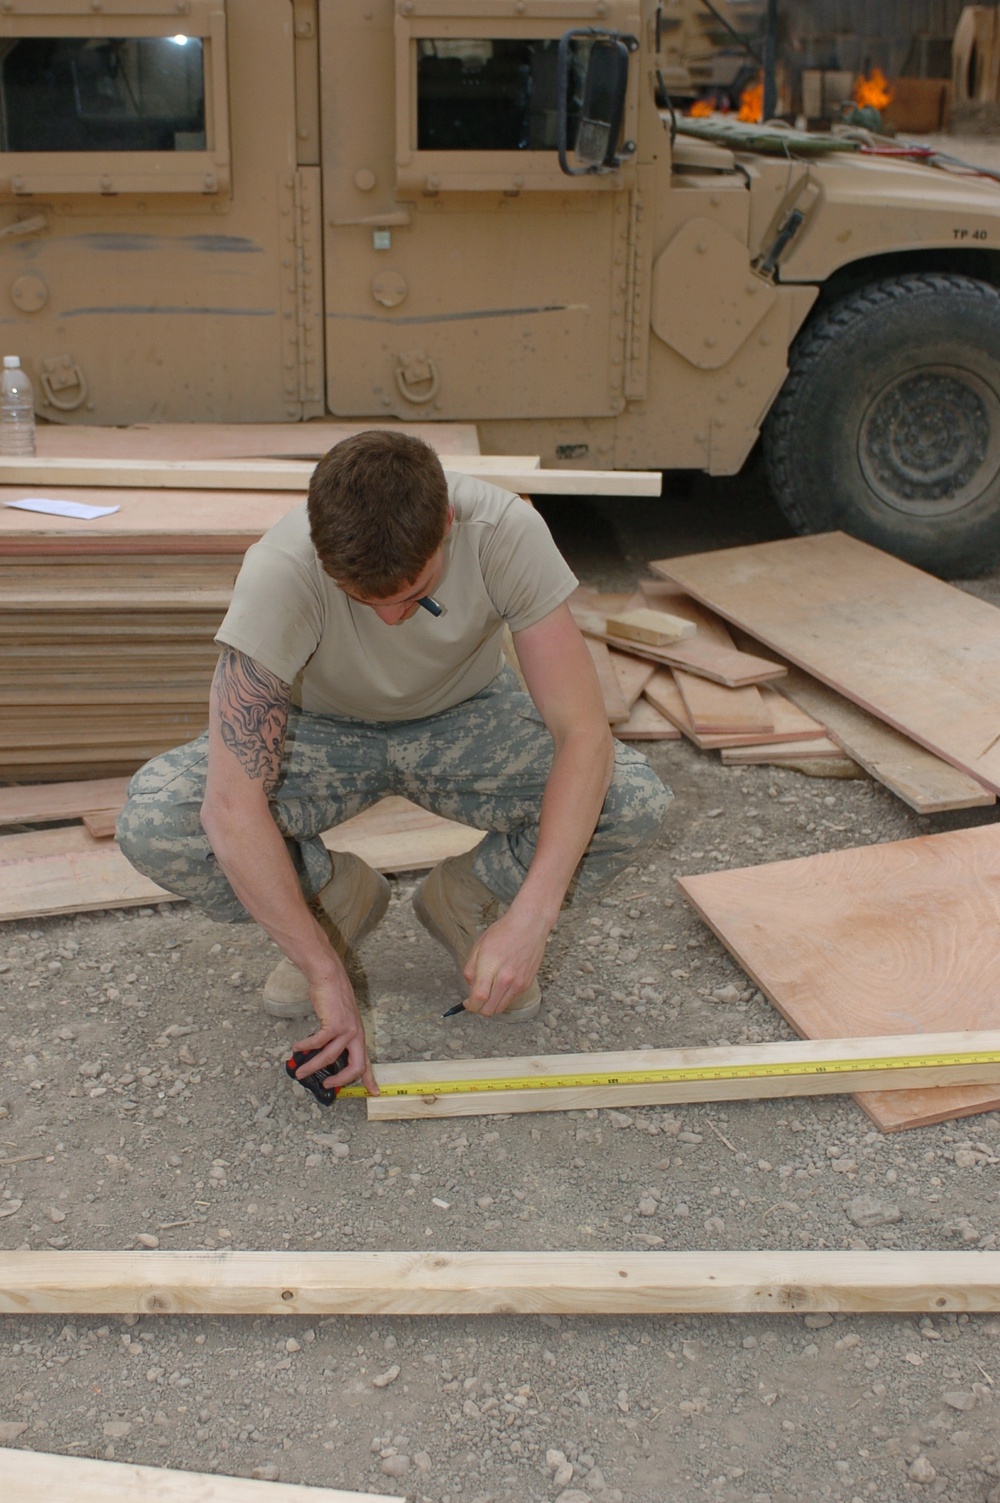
<box><xmin>2</xmin><ymin>473</ymin><xmax>1000</xmax><ymax>1503</ymax></box>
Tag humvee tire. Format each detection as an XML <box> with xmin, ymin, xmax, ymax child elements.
<box><xmin>763</xmin><ymin>274</ymin><xmax>1000</xmax><ymax>577</ymax></box>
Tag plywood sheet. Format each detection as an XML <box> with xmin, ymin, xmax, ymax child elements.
<box><xmin>678</xmin><ymin>822</ymin><xmax>1000</xmax><ymax>1131</ymax></box>
<box><xmin>652</xmin><ymin>533</ymin><xmax>1000</xmax><ymax>795</ymax></box>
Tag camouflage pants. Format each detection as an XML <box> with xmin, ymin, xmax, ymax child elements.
<box><xmin>117</xmin><ymin>669</ymin><xmax>673</xmax><ymax>923</ymax></box>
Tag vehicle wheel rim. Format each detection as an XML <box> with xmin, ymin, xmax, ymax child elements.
<box><xmin>858</xmin><ymin>365</ymin><xmax>1000</xmax><ymax>516</ymax></box>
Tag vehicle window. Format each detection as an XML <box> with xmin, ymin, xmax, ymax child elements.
<box><xmin>0</xmin><ymin>36</ymin><xmax>205</xmax><ymax>152</ymax></box>
<box><xmin>416</xmin><ymin>38</ymin><xmax>588</xmax><ymax>151</ymax></box>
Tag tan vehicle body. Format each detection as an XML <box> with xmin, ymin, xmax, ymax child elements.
<box><xmin>3</xmin><ymin>0</ymin><xmax>1000</xmax><ymax>482</ymax></box>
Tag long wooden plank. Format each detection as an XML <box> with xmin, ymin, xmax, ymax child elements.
<box><xmin>774</xmin><ymin>662</ymin><xmax>995</xmax><ymax>814</ymax></box>
<box><xmin>0</xmin><ymin>455</ymin><xmax>661</xmax><ymax>496</ymax></box>
<box><xmin>0</xmin><ymin>776</ymin><xmax>131</xmax><ymax>826</ymax></box>
<box><xmin>585</xmin><ymin>638</ymin><xmax>630</xmax><ymax>723</ymax></box>
<box><xmin>365</xmin><ymin>1030</ymin><xmax>1000</xmax><ymax>1119</ymax></box>
<box><xmin>678</xmin><ymin>821</ymin><xmax>1000</xmax><ymax>1131</ymax></box>
<box><xmin>608</xmin><ymin>648</ymin><xmax>656</xmax><ymax>709</ymax></box>
<box><xmin>2</xmin><ymin>1249</ymin><xmax>998</xmax><ymax>1315</ymax></box>
<box><xmin>0</xmin><ymin>1449</ymin><xmax>403</xmax><ymax>1503</ymax></box>
<box><xmin>652</xmin><ymin>532</ymin><xmax>1000</xmax><ymax>794</ymax></box>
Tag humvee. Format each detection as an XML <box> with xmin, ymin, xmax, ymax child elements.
<box><xmin>3</xmin><ymin>0</ymin><xmax>1000</xmax><ymax>574</ymax></box>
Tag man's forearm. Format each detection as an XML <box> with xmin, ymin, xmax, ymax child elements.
<box><xmin>200</xmin><ymin>800</ymin><xmax>344</xmax><ymax>983</ymax></box>
<box><xmin>510</xmin><ymin>728</ymin><xmax>614</xmax><ymax>929</ymax></box>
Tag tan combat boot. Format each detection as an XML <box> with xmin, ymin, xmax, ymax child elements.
<box><xmin>262</xmin><ymin>850</ymin><xmax>390</xmax><ymax>1019</ymax></box>
<box><xmin>412</xmin><ymin>846</ymin><xmax>541</xmax><ymax>1023</ymax></box>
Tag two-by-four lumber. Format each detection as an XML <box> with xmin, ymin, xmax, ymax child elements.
<box><xmin>365</xmin><ymin>1031</ymin><xmax>1000</xmax><ymax>1119</ymax></box>
<box><xmin>651</xmin><ymin>532</ymin><xmax>1000</xmax><ymax>794</ymax></box>
<box><xmin>2</xmin><ymin>1249</ymin><xmax>999</xmax><ymax>1315</ymax></box>
<box><xmin>0</xmin><ymin>1448</ymin><xmax>404</xmax><ymax>1503</ymax></box>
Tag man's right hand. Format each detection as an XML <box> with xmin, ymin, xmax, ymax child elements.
<box><xmin>292</xmin><ymin>971</ymin><xmax>379</xmax><ymax>1095</ymax></box>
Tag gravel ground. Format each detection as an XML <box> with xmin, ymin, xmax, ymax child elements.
<box><xmin>3</xmin><ymin>462</ymin><xmax>1000</xmax><ymax>1501</ymax></box>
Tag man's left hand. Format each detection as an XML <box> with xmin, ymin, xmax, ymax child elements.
<box><xmin>462</xmin><ymin>904</ymin><xmax>549</xmax><ymax>1016</ymax></box>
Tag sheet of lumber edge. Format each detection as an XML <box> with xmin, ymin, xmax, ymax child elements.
<box><xmin>2</xmin><ymin>1249</ymin><xmax>999</xmax><ymax>1315</ymax></box>
<box><xmin>650</xmin><ymin>532</ymin><xmax>1000</xmax><ymax>794</ymax></box>
<box><xmin>34</xmin><ymin>418</ymin><xmax>481</xmax><ymax>459</ymax></box>
<box><xmin>0</xmin><ymin>1448</ymin><xmax>404</xmax><ymax>1503</ymax></box>
<box><xmin>365</xmin><ymin>1030</ymin><xmax>1000</xmax><ymax>1118</ymax></box>
<box><xmin>585</xmin><ymin>638</ymin><xmax>630</xmax><ymax>722</ymax></box>
<box><xmin>773</xmin><ymin>663</ymin><xmax>996</xmax><ymax>814</ymax></box>
<box><xmin>0</xmin><ymin>776</ymin><xmax>131</xmax><ymax>825</ymax></box>
<box><xmin>1</xmin><ymin>456</ymin><xmax>661</xmax><ymax>497</ymax></box>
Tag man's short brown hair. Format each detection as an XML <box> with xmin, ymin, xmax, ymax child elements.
<box><xmin>307</xmin><ymin>430</ymin><xmax>450</xmax><ymax>597</ymax></box>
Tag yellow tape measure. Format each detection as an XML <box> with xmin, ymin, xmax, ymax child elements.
<box><xmin>333</xmin><ymin>1047</ymin><xmax>1000</xmax><ymax>1099</ymax></box>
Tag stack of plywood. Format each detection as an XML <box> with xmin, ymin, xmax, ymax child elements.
<box><xmin>0</xmin><ymin>551</ymin><xmax>239</xmax><ymax>781</ymax></box>
<box><xmin>570</xmin><ymin>534</ymin><xmax>1000</xmax><ymax>818</ymax></box>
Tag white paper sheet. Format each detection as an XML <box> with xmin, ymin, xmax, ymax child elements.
<box><xmin>4</xmin><ymin>497</ymin><xmax>120</xmax><ymax>520</ymax></box>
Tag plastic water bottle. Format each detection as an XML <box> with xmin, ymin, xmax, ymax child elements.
<box><xmin>0</xmin><ymin>355</ymin><xmax>36</xmax><ymax>456</ymax></box>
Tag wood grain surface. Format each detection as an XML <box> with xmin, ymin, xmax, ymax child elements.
<box><xmin>0</xmin><ymin>1448</ymin><xmax>403</xmax><ymax>1503</ymax></box>
<box><xmin>652</xmin><ymin>533</ymin><xmax>1000</xmax><ymax>794</ymax></box>
<box><xmin>2</xmin><ymin>1249</ymin><xmax>998</xmax><ymax>1315</ymax></box>
<box><xmin>678</xmin><ymin>822</ymin><xmax>1000</xmax><ymax>1130</ymax></box>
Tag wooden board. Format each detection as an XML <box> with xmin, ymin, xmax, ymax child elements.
<box><xmin>365</xmin><ymin>1031</ymin><xmax>1000</xmax><ymax>1119</ymax></box>
<box><xmin>614</xmin><ymin>698</ymin><xmax>681</xmax><ymax>741</ymax></box>
<box><xmin>674</xmin><ymin>669</ymin><xmax>773</xmax><ymax>735</ymax></box>
<box><xmin>608</xmin><ymin>648</ymin><xmax>656</xmax><ymax>709</ymax></box>
<box><xmin>585</xmin><ymin>638</ymin><xmax>630</xmax><ymax>723</ymax></box>
<box><xmin>773</xmin><ymin>662</ymin><xmax>995</xmax><ymax>814</ymax></box>
<box><xmin>0</xmin><ymin>1449</ymin><xmax>403</xmax><ymax>1503</ymax></box>
<box><xmin>720</xmin><ymin>736</ymin><xmax>844</xmax><ymax>764</ymax></box>
<box><xmin>651</xmin><ymin>532</ymin><xmax>1000</xmax><ymax>795</ymax></box>
<box><xmin>644</xmin><ymin>672</ymin><xmax>825</xmax><ymax>750</ymax></box>
<box><xmin>605</xmin><ymin>607</ymin><xmax>697</xmax><ymax>646</ymax></box>
<box><xmin>0</xmin><ymin>455</ymin><xmax>661</xmax><ymax>497</ymax></box>
<box><xmin>0</xmin><ymin>777</ymin><xmax>131</xmax><ymax>826</ymax></box>
<box><xmin>678</xmin><ymin>821</ymin><xmax>1000</xmax><ymax>1131</ymax></box>
<box><xmin>2</xmin><ymin>1249</ymin><xmax>999</xmax><ymax>1316</ymax></box>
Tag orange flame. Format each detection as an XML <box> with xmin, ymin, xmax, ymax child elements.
<box><xmin>737</xmin><ymin>78</ymin><xmax>763</xmax><ymax>122</ymax></box>
<box><xmin>688</xmin><ymin>98</ymin><xmax>714</xmax><ymax>117</ymax></box>
<box><xmin>852</xmin><ymin>67</ymin><xmax>893</xmax><ymax>111</ymax></box>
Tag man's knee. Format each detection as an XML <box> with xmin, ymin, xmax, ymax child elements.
<box><xmin>604</xmin><ymin>744</ymin><xmax>673</xmax><ymax>848</ymax></box>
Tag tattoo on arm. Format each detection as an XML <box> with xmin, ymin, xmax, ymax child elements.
<box><xmin>213</xmin><ymin>647</ymin><xmax>291</xmax><ymax>796</ymax></box>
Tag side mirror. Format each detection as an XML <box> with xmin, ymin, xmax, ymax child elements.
<box><xmin>557</xmin><ymin>27</ymin><xmax>637</xmax><ymax>177</ymax></box>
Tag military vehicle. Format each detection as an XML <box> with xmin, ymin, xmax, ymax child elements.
<box><xmin>3</xmin><ymin>1</ymin><xmax>1000</xmax><ymax>573</ymax></box>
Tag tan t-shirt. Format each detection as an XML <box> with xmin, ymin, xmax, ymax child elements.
<box><xmin>215</xmin><ymin>472</ymin><xmax>578</xmax><ymax>721</ymax></box>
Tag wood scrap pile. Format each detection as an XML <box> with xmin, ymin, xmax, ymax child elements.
<box><xmin>571</xmin><ymin>532</ymin><xmax>1000</xmax><ymax>816</ymax></box>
